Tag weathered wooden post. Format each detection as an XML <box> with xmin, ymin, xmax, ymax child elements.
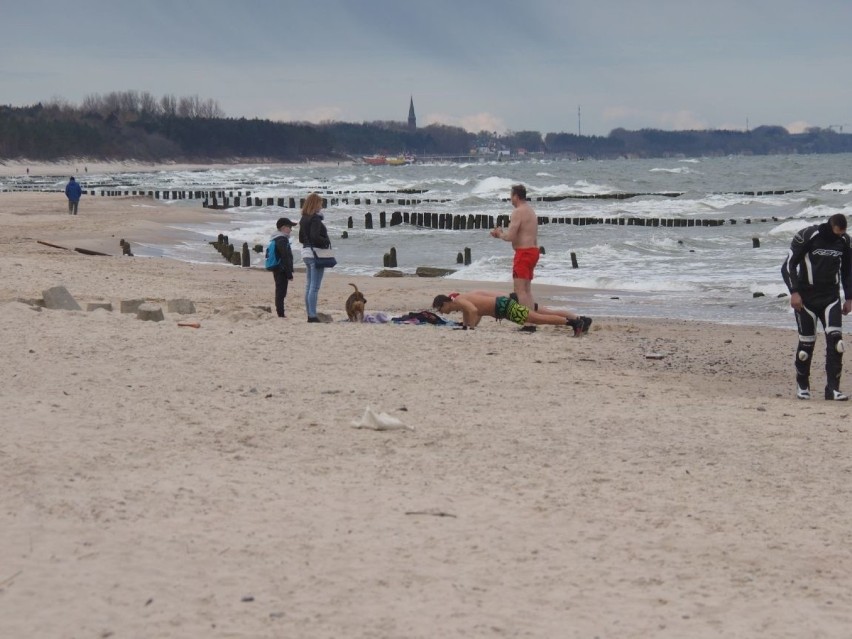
<box><xmin>365</xmin><ymin>212</ymin><xmax>373</xmax><ymax>229</ymax></box>
<box><xmin>241</xmin><ymin>242</ymin><xmax>250</xmax><ymax>267</ymax></box>
<box><xmin>752</xmin><ymin>237</ymin><xmax>760</xmax><ymax>248</ymax></box>
<box><xmin>571</xmin><ymin>252</ymin><xmax>579</xmax><ymax>268</ymax></box>
<box><xmin>380</xmin><ymin>211</ymin><xmax>387</xmax><ymax>228</ymax></box>
<box><xmin>389</xmin><ymin>247</ymin><xmax>397</xmax><ymax>268</ymax></box>
<box><xmin>348</xmin><ymin>216</ymin><xmax>353</xmax><ymax>229</ymax></box>
<box><xmin>457</xmin><ymin>252</ymin><xmax>464</xmax><ymax>264</ymax></box>
<box><xmin>464</xmin><ymin>247</ymin><xmax>471</xmax><ymax>266</ymax></box>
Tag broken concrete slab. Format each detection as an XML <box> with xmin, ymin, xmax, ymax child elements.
<box><xmin>167</xmin><ymin>298</ymin><xmax>196</xmax><ymax>315</ymax></box>
<box><xmin>42</xmin><ymin>286</ymin><xmax>82</xmax><ymax>311</ymax></box>
<box><xmin>136</xmin><ymin>303</ymin><xmax>164</xmax><ymax>322</ymax></box>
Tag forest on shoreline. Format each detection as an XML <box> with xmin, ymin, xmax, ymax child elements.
<box><xmin>2</xmin><ymin>92</ymin><xmax>852</xmax><ymax>162</ymax></box>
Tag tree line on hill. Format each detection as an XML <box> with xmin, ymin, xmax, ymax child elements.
<box><xmin>1</xmin><ymin>91</ymin><xmax>851</xmax><ymax>162</ymax></box>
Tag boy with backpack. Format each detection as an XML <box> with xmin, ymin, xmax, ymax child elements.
<box><xmin>266</xmin><ymin>217</ymin><xmax>297</xmax><ymax>318</ymax></box>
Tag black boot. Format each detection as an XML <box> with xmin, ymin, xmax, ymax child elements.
<box><xmin>825</xmin><ymin>332</ymin><xmax>846</xmax><ymax>400</ymax></box>
<box><xmin>795</xmin><ymin>340</ymin><xmax>814</xmax><ymax>399</ymax></box>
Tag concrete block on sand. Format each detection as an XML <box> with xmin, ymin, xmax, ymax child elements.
<box><xmin>120</xmin><ymin>299</ymin><xmax>145</xmax><ymax>314</ymax></box>
<box><xmin>137</xmin><ymin>303</ymin><xmax>164</xmax><ymax>322</ymax></box>
<box><xmin>415</xmin><ymin>266</ymin><xmax>456</xmax><ymax>278</ymax></box>
<box><xmin>42</xmin><ymin>286</ymin><xmax>82</xmax><ymax>311</ymax></box>
<box><xmin>167</xmin><ymin>298</ymin><xmax>196</xmax><ymax>314</ymax></box>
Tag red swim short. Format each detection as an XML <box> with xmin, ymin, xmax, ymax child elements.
<box><xmin>512</xmin><ymin>247</ymin><xmax>540</xmax><ymax>280</ymax></box>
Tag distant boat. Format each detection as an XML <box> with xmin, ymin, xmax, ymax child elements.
<box><xmin>362</xmin><ymin>155</ymin><xmax>387</xmax><ymax>165</ymax></box>
<box><xmin>386</xmin><ymin>155</ymin><xmax>415</xmax><ymax>166</ymax></box>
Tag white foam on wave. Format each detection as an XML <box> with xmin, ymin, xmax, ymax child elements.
<box><xmin>470</xmin><ymin>176</ymin><xmax>516</xmax><ymax>198</ymax></box>
<box><xmin>795</xmin><ymin>204</ymin><xmax>845</xmax><ymax>219</ymax></box>
<box><xmin>329</xmin><ymin>173</ymin><xmax>359</xmax><ymax>183</ymax></box>
<box><xmin>650</xmin><ymin>166</ymin><xmax>694</xmax><ymax>174</ymax></box>
<box><xmin>768</xmin><ymin>219</ymin><xmax>812</xmax><ymax>237</ymax></box>
<box><xmin>534</xmin><ymin>180</ymin><xmax>616</xmax><ymax>197</ymax></box>
<box><xmin>535</xmin><ymin>271</ymin><xmax>700</xmax><ymax>292</ymax></box>
<box><xmin>823</xmin><ymin>182</ymin><xmax>852</xmax><ymax>194</ymax></box>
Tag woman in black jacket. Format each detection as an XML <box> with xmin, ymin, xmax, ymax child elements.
<box><xmin>298</xmin><ymin>192</ymin><xmax>331</xmax><ymax>322</ymax></box>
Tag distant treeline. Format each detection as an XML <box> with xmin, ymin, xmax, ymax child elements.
<box><xmin>544</xmin><ymin>126</ymin><xmax>852</xmax><ymax>157</ymax></box>
<box><xmin>2</xmin><ymin>92</ymin><xmax>851</xmax><ymax>161</ymax></box>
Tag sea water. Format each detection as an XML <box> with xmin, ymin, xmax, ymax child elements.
<box><xmin>7</xmin><ymin>153</ymin><xmax>851</xmax><ymax>328</ymax></box>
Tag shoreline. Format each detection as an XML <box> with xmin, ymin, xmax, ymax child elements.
<box><xmin>0</xmin><ymin>190</ymin><xmax>792</xmax><ymax>329</ymax></box>
<box><xmin>1</xmin><ymin>158</ymin><xmax>798</xmax><ymax>331</ymax></box>
<box><xmin>0</xmin><ymin>158</ymin><xmax>351</xmax><ymax>179</ymax></box>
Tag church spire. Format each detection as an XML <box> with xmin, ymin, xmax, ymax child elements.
<box><xmin>408</xmin><ymin>96</ymin><xmax>416</xmax><ymax>132</ymax></box>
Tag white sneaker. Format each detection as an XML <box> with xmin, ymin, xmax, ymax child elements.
<box><xmin>797</xmin><ymin>385</ymin><xmax>811</xmax><ymax>400</ymax></box>
<box><xmin>825</xmin><ymin>389</ymin><xmax>849</xmax><ymax>401</ymax></box>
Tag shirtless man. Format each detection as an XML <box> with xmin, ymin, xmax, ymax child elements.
<box><xmin>490</xmin><ymin>184</ymin><xmax>539</xmax><ymax>307</ymax></box>
<box><xmin>432</xmin><ymin>292</ymin><xmax>592</xmax><ymax>336</ymax></box>
<box><xmin>465</xmin><ymin>289</ymin><xmax>585</xmax><ymax>322</ymax></box>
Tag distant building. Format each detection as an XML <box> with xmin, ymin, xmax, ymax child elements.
<box><xmin>408</xmin><ymin>96</ymin><xmax>416</xmax><ymax>132</ymax></box>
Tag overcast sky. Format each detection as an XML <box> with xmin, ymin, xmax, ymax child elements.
<box><xmin>2</xmin><ymin>0</ymin><xmax>850</xmax><ymax>136</ymax></box>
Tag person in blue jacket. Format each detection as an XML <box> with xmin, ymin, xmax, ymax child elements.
<box><xmin>65</xmin><ymin>177</ymin><xmax>82</xmax><ymax>215</ymax></box>
<box><xmin>270</xmin><ymin>217</ymin><xmax>296</xmax><ymax>318</ymax></box>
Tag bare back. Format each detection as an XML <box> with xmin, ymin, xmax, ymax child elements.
<box><xmin>508</xmin><ymin>200</ymin><xmax>538</xmax><ymax>249</ymax></box>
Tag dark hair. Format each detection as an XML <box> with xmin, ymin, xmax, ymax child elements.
<box><xmin>432</xmin><ymin>294</ymin><xmax>452</xmax><ymax>310</ymax></box>
<box><xmin>829</xmin><ymin>213</ymin><xmax>848</xmax><ymax>231</ymax></box>
<box><xmin>511</xmin><ymin>184</ymin><xmax>526</xmax><ymax>200</ymax></box>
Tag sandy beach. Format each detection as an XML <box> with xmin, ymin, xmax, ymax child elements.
<box><xmin>3</xmin><ymin>187</ymin><xmax>852</xmax><ymax>638</ymax></box>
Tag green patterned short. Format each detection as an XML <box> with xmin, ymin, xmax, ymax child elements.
<box><xmin>494</xmin><ymin>296</ymin><xmax>530</xmax><ymax>326</ymax></box>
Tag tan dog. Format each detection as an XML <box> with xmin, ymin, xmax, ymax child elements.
<box><xmin>345</xmin><ymin>283</ymin><xmax>367</xmax><ymax>322</ymax></box>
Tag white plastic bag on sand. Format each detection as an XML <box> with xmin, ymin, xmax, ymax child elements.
<box><xmin>351</xmin><ymin>406</ymin><xmax>412</xmax><ymax>431</ymax></box>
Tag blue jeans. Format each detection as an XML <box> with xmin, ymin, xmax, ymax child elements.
<box><xmin>304</xmin><ymin>258</ymin><xmax>326</xmax><ymax>318</ymax></box>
